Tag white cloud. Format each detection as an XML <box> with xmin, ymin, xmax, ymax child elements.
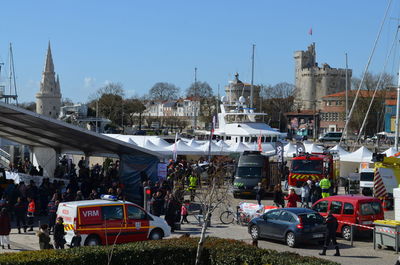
<box><xmin>83</xmin><ymin>77</ymin><xmax>96</xmax><ymax>88</ymax></box>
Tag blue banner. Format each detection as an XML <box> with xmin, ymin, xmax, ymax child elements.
<box><xmin>119</xmin><ymin>154</ymin><xmax>159</xmax><ymax>206</ymax></box>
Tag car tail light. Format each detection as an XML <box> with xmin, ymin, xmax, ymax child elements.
<box><xmin>297</xmin><ymin>216</ymin><xmax>304</xmax><ymax>229</ymax></box>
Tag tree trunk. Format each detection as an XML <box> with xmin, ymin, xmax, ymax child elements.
<box><xmin>195</xmin><ymin>213</ymin><xmax>209</xmax><ymax>265</ymax></box>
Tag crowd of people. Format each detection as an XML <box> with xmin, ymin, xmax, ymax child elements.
<box><xmin>0</xmin><ymin>155</ymin><xmax>122</xmax><ymax>249</ymax></box>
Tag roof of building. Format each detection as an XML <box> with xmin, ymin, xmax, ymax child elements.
<box><xmin>0</xmin><ymin>102</ymin><xmax>162</xmax><ymax>157</ymax></box>
<box><xmin>322</xmin><ymin>90</ymin><xmax>396</xmax><ymax>99</ymax></box>
<box><xmin>163</xmin><ymin>101</ymin><xmax>177</xmax><ymax>108</ymax></box>
<box><xmin>285</xmin><ymin>110</ymin><xmax>317</xmax><ymax>116</ymax></box>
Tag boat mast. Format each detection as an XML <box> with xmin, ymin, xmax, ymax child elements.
<box><xmin>345</xmin><ymin>53</ymin><xmax>348</xmax><ymax>140</ymax></box>
<box><xmin>194</xmin><ymin>67</ymin><xmax>197</xmax><ymax>129</ymax></box>
<box><xmin>250</xmin><ymin>44</ymin><xmax>255</xmax><ymax>109</ymax></box>
<box><xmin>395</xmin><ymin>61</ymin><xmax>400</xmax><ymax>151</ymax></box>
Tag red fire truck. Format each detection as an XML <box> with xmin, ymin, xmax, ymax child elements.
<box><xmin>288</xmin><ymin>153</ymin><xmax>334</xmax><ymax>194</ymax></box>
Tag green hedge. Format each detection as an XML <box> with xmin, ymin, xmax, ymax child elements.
<box><xmin>0</xmin><ymin>237</ymin><xmax>339</xmax><ymax>265</ymax></box>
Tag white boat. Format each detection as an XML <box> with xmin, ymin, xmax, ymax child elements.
<box><xmin>212</xmin><ymin>95</ymin><xmax>286</xmax><ymax>146</ymax></box>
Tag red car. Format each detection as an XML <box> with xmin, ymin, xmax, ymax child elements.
<box><xmin>312</xmin><ymin>195</ymin><xmax>384</xmax><ymax>240</ymax></box>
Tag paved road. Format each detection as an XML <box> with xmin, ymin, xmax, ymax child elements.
<box><xmin>1</xmin><ymin>197</ymin><xmax>399</xmax><ymax>265</ymax></box>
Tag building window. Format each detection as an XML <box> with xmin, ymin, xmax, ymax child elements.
<box><xmin>226</xmin><ymin>136</ymin><xmax>231</xmax><ymax>140</ymax></box>
<box><xmin>49</xmin><ymin>112</ymin><xmax>52</xmax><ymax>115</ymax></box>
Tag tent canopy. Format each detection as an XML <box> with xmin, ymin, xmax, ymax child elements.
<box><xmin>340</xmin><ymin>146</ymin><xmax>373</xmax><ymax>163</ymax></box>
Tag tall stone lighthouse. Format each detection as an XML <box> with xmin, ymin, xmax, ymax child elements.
<box><xmin>36</xmin><ymin>42</ymin><xmax>61</xmax><ymax>119</ymax></box>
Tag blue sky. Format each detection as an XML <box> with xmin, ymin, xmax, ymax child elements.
<box><xmin>0</xmin><ymin>0</ymin><xmax>400</xmax><ymax>103</ymax></box>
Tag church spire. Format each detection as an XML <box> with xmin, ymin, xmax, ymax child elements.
<box><xmin>44</xmin><ymin>41</ymin><xmax>54</xmax><ymax>73</ymax></box>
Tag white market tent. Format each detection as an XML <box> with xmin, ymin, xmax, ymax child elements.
<box><xmin>284</xmin><ymin>142</ymin><xmax>297</xmax><ymax>158</ymax></box>
<box><xmin>339</xmin><ymin>146</ymin><xmax>374</xmax><ymax>177</ymax></box>
<box><xmin>383</xmin><ymin>147</ymin><xmax>399</xmax><ymax>157</ymax></box>
<box><xmin>329</xmin><ymin>145</ymin><xmax>349</xmax><ymax>156</ymax></box>
<box><xmin>304</xmin><ymin>143</ymin><xmax>324</xmax><ymax>153</ymax></box>
<box><xmin>216</xmin><ymin>140</ymin><xmax>230</xmax><ymax>149</ymax></box>
<box><xmin>227</xmin><ymin>142</ymin><xmax>251</xmax><ymax>153</ymax></box>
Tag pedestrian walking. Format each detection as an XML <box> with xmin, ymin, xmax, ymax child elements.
<box><xmin>320</xmin><ymin>210</ymin><xmax>340</xmax><ymax>256</ymax></box>
<box><xmin>188</xmin><ymin>174</ymin><xmax>198</xmax><ymax>201</ymax></box>
<box><xmin>37</xmin><ymin>224</ymin><xmax>52</xmax><ymax>250</ymax></box>
<box><xmin>273</xmin><ymin>184</ymin><xmax>285</xmax><ymax>208</ymax></box>
<box><xmin>300</xmin><ymin>182</ymin><xmax>310</xmax><ymax>208</ymax></box>
<box><xmin>284</xmin><ymin>188</ymin><xmax>299</xmax><ymax>208</ymax></box>
<box><xmin>48</xmin><ymin>199</ymin><xmax>59</xmax><ymax>233</ymax></box>
<box><xmin>255</xmin><ymin>182</ymin><xmax>264</xmax><ymax>206</ymax></box>
<box><xmin>27</xmin><ymin>197</ymin><xmax>35</xmax><ymax>231</ymax></box>
<box><xmin>0</xmin><ymin>208</ymin><xmax>11</xmax><ymax>249</ymax></box>
<box><xmin>54</xmin><ymin>217</ymin><xmax>66</xmax><ymax>249</ymax></box>
<box><xmin>150</xmin><ymin>191</ymin><xmax>164</xmax><ymax>217</ymax></box>
<box><xmin>14</xmin><ymin>197</ymin><xmax>27</xmax><ymax>234</ymax></box>
<box><xmin>180</xmin><ymin>201</ymin><xmax>190</xmax><ymax>224</ymax></box>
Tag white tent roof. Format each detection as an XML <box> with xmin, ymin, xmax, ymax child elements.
<box><xmin>383</xmin><ymin>147</ymin><xmax>399</xmax><ymax>157</ymax></box>
<box><xmin>227</xmin><ymin>142</ymin><xmax>251</xmax><ymax>153</ymax></box>
<box><xmin>187</xmin><ymin>139</ymin><xmax>203</xmax><ymax>148</ymax></box>
<box><xmin>198</xmin><ymin>141</ymin><xmax>227</xmax><ymax>154</ymax></box>
<box><xmin>216</xmin><ymin>140</ymin><xmax>230</xmax><ymax>149</ymax></box>
<box><xmin>149</xmin><ymin>137</ymin><xmax>171</xmax><ymax>148</ymax></box>
<box><xmin>340</xmin><ymin>146</ymin><xmax>373</xmax><ymax>163</ymax></box>
<box><xmin>165</xmin><ymin>140</ymin><xmax>199</xmax><ymax>154</ymax></box>
<box><xmin>284</xmin><ymin>142</ymin><xmax>297</xmax><ymax>158</ymax></box>
<box><xmin>329</xmin><ymin>145</ymin><xmax>349</xmax><ymax>156</ymax></box>
<box><xmin>304</xmin><ymin>143</ymin><xmax>324</xmax><ymax>153</ymax></box>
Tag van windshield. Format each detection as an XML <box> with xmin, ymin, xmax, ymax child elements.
<box><xmin>291</xmin><ymin>160</ymin><xmax>323</xmax><ymax>174</ymax></box>
<box><xmin>360</xmin><ymin>202</ymin><xmax>381</xmax><ymax>215</ymax></box>
<box><xmin>237</xmin><ymin>167</ymin><xmax>262</xmax><ymax>178</ymax></box>
<box><xmin>360</xmin><ymin>173</ymin><xmax>374</xmax><ymax>182</ymax></box>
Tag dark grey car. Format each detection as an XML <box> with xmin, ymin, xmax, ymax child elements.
<box><xmin>248</xmin><ymin>208</ymin><xmax>326</xmax><ymax>247</ymax></box>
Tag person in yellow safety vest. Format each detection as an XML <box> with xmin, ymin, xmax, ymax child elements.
<box><xmin>188</xmin><ymin>175</ymin><xmax>198</xmax><ymax>201</ymax></box>
<box><xmin>320</xmin><ymin>176</ymin><xmax>331</xmax><ymax>198</ymax></box>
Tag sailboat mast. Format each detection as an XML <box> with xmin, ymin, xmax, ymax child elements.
<box><xmin>250</xmin><ymin>44</ymin><xmax>255</xmax><ymax>109</ymax></box>
<box><xmin>395</xmin><ymin>61</ymin><xmax>400</xmax><ymax>151</ymax></box>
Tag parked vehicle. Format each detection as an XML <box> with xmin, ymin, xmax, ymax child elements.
<box><xmin>233</xmin><ymin>151</ymin><xmax>270</xmax><ymax>198</ymax></box>
<box><xmin>288</xmin><ymin>153</ymin><xmax>335</xmax><ymax>194</ymax></box>
<box><xmin>57</xmin><ymin>195</ymin><xmax>171</xmax><ymax>246</ymax></box>
<box><xmin>359</xmin><ymin>168</ymin><xmax>374</xmax><ymax>196</ymax></box>
<box><xmin>248</xmin><ymin>208</ymin><xmax>326</xmax><ymax>247</ymax></box>
<box><xmin>312</xmin><ymin>195</ymin><xmax>384</xmax><ymax>240</ymax></box>
<box><xmin>318</xmin><ymin>132</ymin><xmax>342</xmax><ymax>142</ymax></box>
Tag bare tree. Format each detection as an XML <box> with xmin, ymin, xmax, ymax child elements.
<box><xmin>260</xmin><ymin>82</ymin><xmax>295</xmax><ymax>130</ymax></box>
<box><xmin>186</xmin><ymin>81</ymin><xmax>213</xmax><ymax>98</ymax></box>
<box><xmin>193</xmin><ymin>162</ymin><xmax>231</xmax><ymax>265</ymax></box>
<box><xmin>149</xmin><ymin>82</ymin><xmax>180</xmax><ymax>101</ymax></box>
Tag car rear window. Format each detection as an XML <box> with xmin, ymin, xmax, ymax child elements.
<box><xmin>298</xmin><ymin>213</ymin><xmax>324</xmax><ymax>224</ymax></box>
<box><xmin>360</xmin><ymin>201</ymin><xmax>381</xmax><ymax>215</ymax></box>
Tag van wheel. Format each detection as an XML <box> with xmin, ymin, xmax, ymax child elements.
<box><xmin>85</xmin><ymin>235</ymin><xmax>101</xmax><ymax>246</ymax></box>
<box><xmin>149</xmin><ymin>229</ymin><xmax>163</xmax><ymax>240</ymax></box>
<box><xmin>342</xmin><ymin>225</ymin><xmax>351</xmax><ymax>241</ymax></box>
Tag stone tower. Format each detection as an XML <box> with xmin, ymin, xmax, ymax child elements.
<box><xmin>36</xmin><ymin>42</ymin><xmax>62</xmax><ymax>119</ymax></box>
<box><xmin>293</xmin><ymin>43</ymin><xmax>351</xmax><ymax>111</ymax></box>
<box><xmin>224</xmin><ymin>73</ymin><xmax>260</xmax><ymax>105</ymax></box>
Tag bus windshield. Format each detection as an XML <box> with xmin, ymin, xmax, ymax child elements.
<box><xmin>291</xmin><ymin>160</ymin><xmax>323</xmax><ymax>174</ymax></box>
<box><xmin>236</xmin><ymin>167</ymin><xmax>262</xmax><ymax>178</ymax></box>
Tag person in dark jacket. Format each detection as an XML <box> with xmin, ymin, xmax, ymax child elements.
<box><xmin>54</xmin><ymin>216</ymin><xmax>66</xmax><ymax>249</ymax></box>
<box><xmin>320</xmin><ymin>211</ymin><xmax>340</xmax><ymax>256</ymax></box>
<box><xmin>47</xmin><ymin>197</ymin><xmax>59</xmax><ymax>233</ymax></box>
<box><xmin>14</xmin><ymin>197</ymin><xmax>27</xmax><ymax>233</ymax></box>
<box><xmin>0</xmin><ymin>208</ymin><xmax>11</xmax><ymax>249</ymax></box>
<box><xmin>164</xmin><ymin>194</ymin><xmax>180</xmax><ymax>232</ymax></box>
<box><xmin>151</xmin><ymin>191</ymin><xmax>165</xmax><ymax>217</ymax></box>
<box><xmin>254</xmin><ymin>182</ymin><xmax>264</xmax><ymax>206</ymax></box>
<box><xmin>70</xmin><ymin>230</ymin><xmax>82</xmax><ymax>248</ymax></box>
<box><xmin>273</xmin><ymin>184</ymin><xmax>285</xmax><ymax>208</ymax></box>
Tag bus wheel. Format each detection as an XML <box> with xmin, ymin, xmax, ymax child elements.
<box><xmin>85</xmin><ymin>235</ymin><xmax>101</xmax><ymax>246</ymax></box>
<box><xmin>149</xmin><ymin>229</ymin><xmax>164</xmax><ymax>240</ymax></box>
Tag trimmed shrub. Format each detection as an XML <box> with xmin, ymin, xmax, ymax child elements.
<box><xmin>0</xmin><ymin>237</ymin><xmax>339</xmax><ymax>265</ymax></box>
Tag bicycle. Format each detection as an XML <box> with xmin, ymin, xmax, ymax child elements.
<box><xmin>219</xmin><ymin>206</ymin><xmax>250</xmax><ymax>226</ymax></box>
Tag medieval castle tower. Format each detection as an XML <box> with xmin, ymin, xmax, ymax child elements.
<box><xmin>294</xmin><ymin>43</ymin><xmax>351</xmax><ymax>111</ymax></box>
<box><xmin>36</xmin><ymin>42</ymin><xmax>61</xmax><ymax>119</ymax></box>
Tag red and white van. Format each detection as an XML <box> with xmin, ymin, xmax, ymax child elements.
<box><xmin>312</xmin><ymin>195</ymin><xmax>384</xmax><ymax>240</ymax></box>
<box><xmin>57</xmin><ymin>197</ymin><xmax>171</xmax><ymax>246</ymax></box>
